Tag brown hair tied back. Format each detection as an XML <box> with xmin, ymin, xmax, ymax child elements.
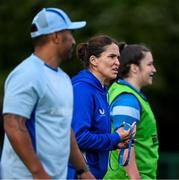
<box><xmin>76</xmin><ymin>43</ymin><xmax>88</xmax><ymax>67</ymax></box>
<box><xmin>118</xmin><ymin>42</ymin><xmax>127</xmax><ymax>53</ymax></box>
<box><xmin>76</xmin><ymin>35</ymin><xmax>119</xmax><ymax>68</ymax></box>
<box><xmin>118</xmin><ymin>44</ymin><xmax>150</xmax><ymax>79</ymax></box>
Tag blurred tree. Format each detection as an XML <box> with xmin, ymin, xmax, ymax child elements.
<box><xmin>0</xmin><ymin>0</ymin><xmax>179</xmax><ymax>163</ymax></box>
<box><xmin>1</xmin><ymin>0</ymin><xmax>179</xmax><ymax>178</ymax></box>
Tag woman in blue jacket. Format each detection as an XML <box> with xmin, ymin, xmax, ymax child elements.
<box><xmin>67</xmin><ymin>35</ymin><xmax>135</xmax><ymax>179</ymax></box>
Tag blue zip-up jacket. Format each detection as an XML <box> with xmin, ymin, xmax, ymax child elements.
<box><xmin>67</xmin><ymin>69</ymin><xmax>120</xmax><ymax>179</ymax></box>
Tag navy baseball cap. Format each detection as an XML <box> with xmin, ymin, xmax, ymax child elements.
<box><xmin>30</xmin><ymin>8</ymin><xmax>86</xmax><ymax>38</ymax></box>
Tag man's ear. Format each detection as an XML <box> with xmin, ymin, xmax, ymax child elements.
<box><xmin>89</xmin><ymin>55</ymin><xmax>97</xmax><ymax>66</ymax></box>
<box><xmin>51</xmin><ymin>32</ymin><xmax>61</xmax><ymax>44</ymax></box>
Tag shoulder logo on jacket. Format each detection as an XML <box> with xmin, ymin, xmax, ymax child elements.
<box><xmin>99</xmin><ymin>108</ymin><xmax>105</xmax><ymax>115</ymax></box>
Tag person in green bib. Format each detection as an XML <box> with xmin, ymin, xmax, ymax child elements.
<box><xmin>104</xmin><ymin>44</ymin><xmax>159</xmax><ymax>179</ymax></box>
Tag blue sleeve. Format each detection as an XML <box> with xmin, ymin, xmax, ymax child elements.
<box><xmin>110</xmin><ymin>93</ymin><xmax>141</xmax><ymax>130</ymax></box>
<box><xmin>72</xmin><ymin>83</ymin><xmax>120</xmax><ymax>151</ymax></box>
<box><xmin>3</xmin><ymin>70</ymin><xmax>39</xmax><ymax>119</ymax></box>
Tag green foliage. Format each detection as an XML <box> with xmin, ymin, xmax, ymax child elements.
<box><xmin>0</xmin><ymin>0</ymin><xmax>179</xmax><ymax>151</ymax></box>
<box><xmin>0</xmin><ymin>1</ymin><xmax>179</xmax><ymax>178</ymax></box>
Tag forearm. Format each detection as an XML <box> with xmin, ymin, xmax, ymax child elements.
<box><xmin>123</xmin><ymin>147</ymin><xmax>140</xmax><ymax>179</ymax></box>
<box><xmin>69</xmin><ymin>129</ymin><xmax>89</xmax><ymax>171</ymax></box>
<box><xmin>3</xmin><ymin>114</ymin><xmax>48</xmax><ymax>178</ymax></box>
<box><xmin>69</xmin><ymin>129</ymin><xmax>97</xmax><ymax>179</ymax></box>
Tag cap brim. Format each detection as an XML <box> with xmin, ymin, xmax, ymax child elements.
<box><xmin>68</xmin><ymin>21</ymin><xmax>86</xmax><ymax>30</ymax></box>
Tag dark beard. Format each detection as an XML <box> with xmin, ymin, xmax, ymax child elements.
<box><xmin>61</xmin><ymin>47</ymin><xmax>73</xmax><ymax>63</ymax></box>
<box><xmin>66</xmin><ymin>47</ymin><xmax>73</xmax><ymax>61</ymax></box>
